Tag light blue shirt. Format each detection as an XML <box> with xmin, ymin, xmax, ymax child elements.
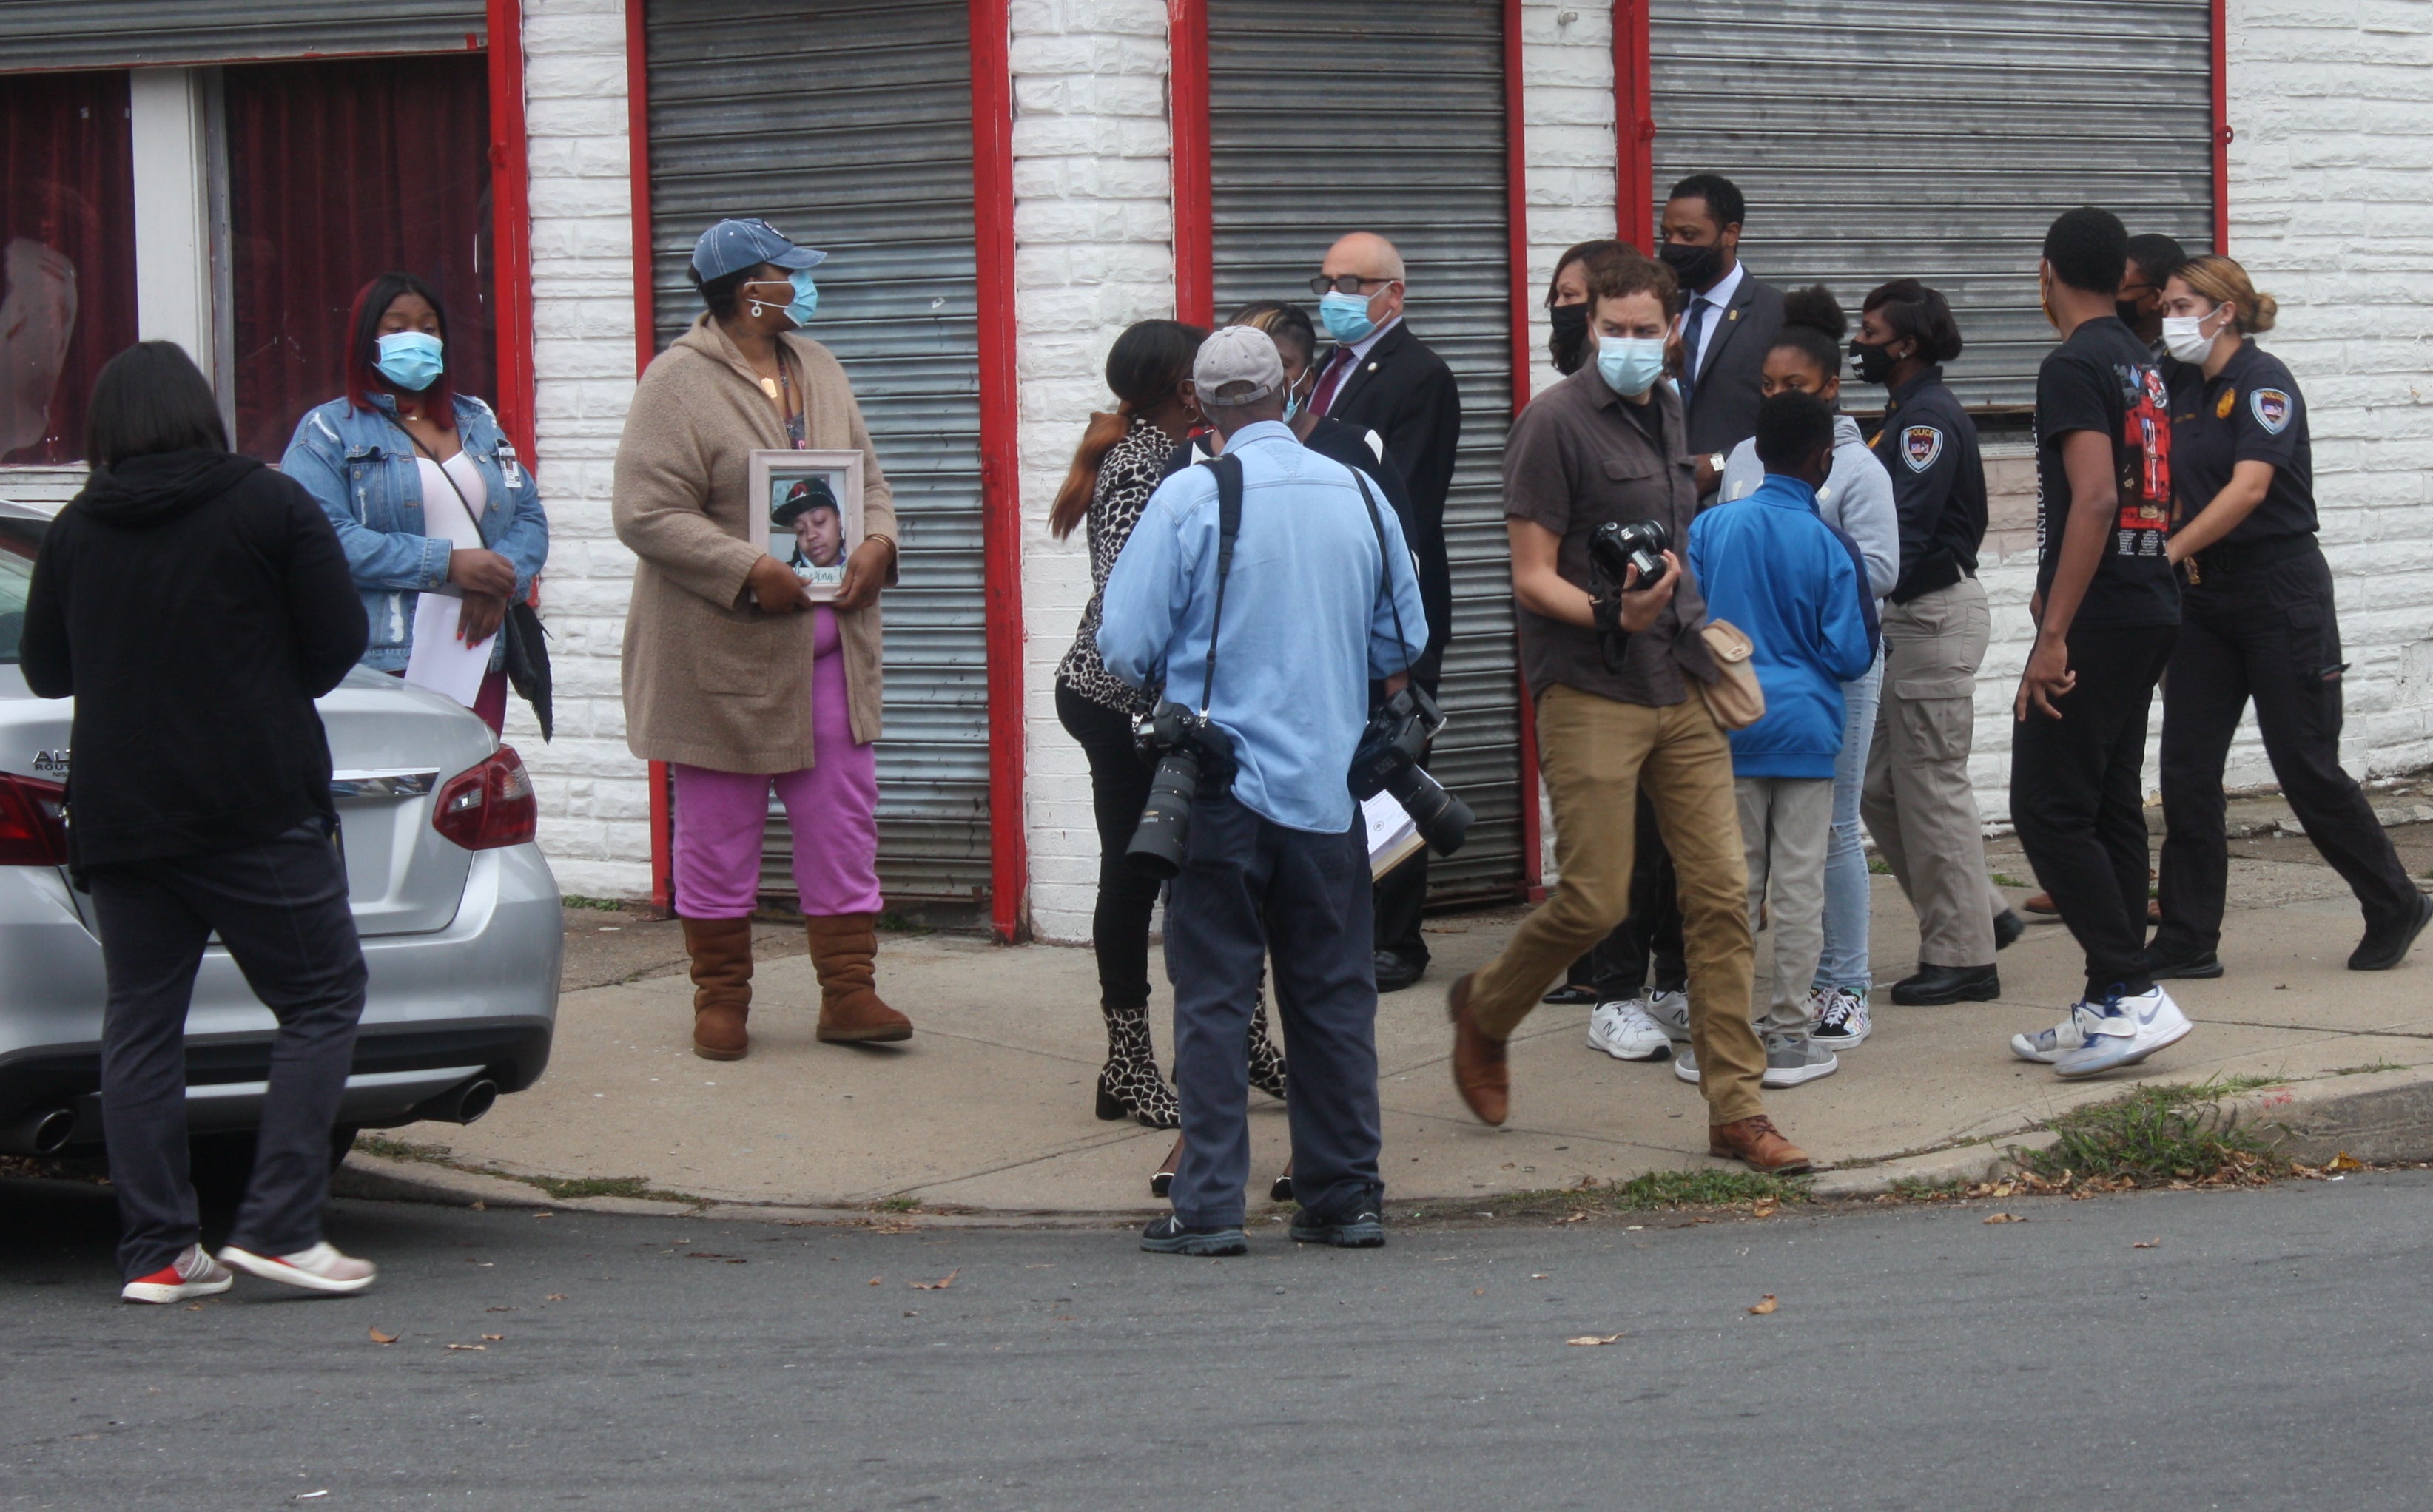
<box><xmin>1097</xmin><ymin>422</ymin><xmax>1430</xmax><ymax>834</ymax></box>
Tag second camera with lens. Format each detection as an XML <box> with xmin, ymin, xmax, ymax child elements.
<box><xmin>1349</xmin><ymin>684</ymin><xmax>1474</xmax><ymax>858</ymax></box>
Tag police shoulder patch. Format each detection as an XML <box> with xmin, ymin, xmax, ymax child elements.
<box><xmin>1900</xmin><ymin>425</ymin><xmax>1943</xmax><ymax>473</ymax></box>
<box><xmin>2215</xmin><ymin>388</ymin><xmax>2236</xmax><ymax>419</ymax></box>
<box><xmin>2251</xmin><ymin>388</ymin><xmax>2294</xmax><ymax>434</ymax></box>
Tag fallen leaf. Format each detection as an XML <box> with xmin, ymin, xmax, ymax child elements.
<box><xmin>470</xmin><ymin>1201</ymin><xmax>485</xmax><ymax>1211</ymax></box>
<box><xmin>1558</xmin><ymin>1209</ymin><xmax>1589</xmax><ymax>1224</ymax></box>
<box><xmin>545</xmin><ymin>1294</ymin><xmax>568</xmax><ymax>1303</ymax></box>
<box><xmin>1751</xmin><ymin>1199</ymin><xmax>1778</xmax><ymax>1219</ymax></box>
<box><xmin>2132</xmin><ymin>1238</ymin><xmax>2161</xmax><ymax>1249</ymax></box>
<box><xmin>367</xmin><ymin>1327</ymin><xmax>397</xmax><ymax>1345</ymax></box>
<box><xmin>481</xmin><ymin>1333</ymin><xmax>504</xmax><ymax>1341</ymax></box>
<box><xmin>1530</xmin><ymin>1272</ymin><xmax>1549</xmax><ymax>1280</ymax></box>
<box><xmin>2327</xmin><ymin>1152</ymin><xmax>2366</xmax><ymax>1172</ymax></box>
<box><xmin>909</xmin><ymin>1268</ymin><xmax>960</xmax><ymax>1291</ymax></box>
<box><xmin>534</xmin><ymin>1211</ymin><xmax>554</xmax><ymax>1219</ymax></box>
<box><xmin>1748</xmin><ymin>1295</ymin><xmax>1777</xmax><ymax>1315</ymax></box>
<box><xmin>868</xmin><ymin>1276</ymin><xmax>883</xmax><ymax>1286</ymax></box>
<box><xmin>486</xmin><ymin>1306</ymin><xmax>513</xmax><ymax>1314</ymax></box>
<box><xmin>1473</xmin><ymin>1287</ymin><xmax>1487</xmax><ymax>1297</ymax></box>
<box><xmin>445</xmin><ymin>1343</ymin><xmax>487</xmax><ymax>1351</ymax></box>
<box><xmin>1565</xmin><ymin>1333</ymin><xmax>1626</xmax><ymax>1346</ymax></box>
<box><xmin>1983</xmin><ymin>1212</ymin><xmax>2024</xmax><ymax>1224</ymax></box>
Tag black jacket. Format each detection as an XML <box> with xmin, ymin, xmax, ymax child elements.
<box><xmin>1319</xmin><ymin>322</ymin><xmax>1460</xmax><ymax>686</ymax></box>
<box><xmin>1868</xmin><ymin>365</ymin><xmax>1988</xmax><ymax>603</ymax></box>
<box><xmin>20</xmin><ymin>450</ymin><xmax>369</xmax><ymax>866</ymax></box>
<box><xmin>1680</xmin><ymin>272</ymin><xmax>1786</xmax><ymax>468</ymax></box>
<box><xmin>1164</xmin><ymin>414</ymin><xmax>1419</xmax><ymax>541</ymax></box>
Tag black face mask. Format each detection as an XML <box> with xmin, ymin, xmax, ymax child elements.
<box><xmin>1848</xmin><ymin>337</ymin><xmax>1898</xmax><ymax>387</ymax></box>
<box><xmin>1549</xmin><ymin>302</ymin><xmax>1589</xmax><ymax>375</ymax></box>
<box><xmin>1658</xmin><ymin>239</ymin><xmax>1723</xmax><ymax>291</ymax></box>
<box><xmin>2116</xmin><ymin>299</ymin><xmax>2149</xmax><ymax>329</ymax></box>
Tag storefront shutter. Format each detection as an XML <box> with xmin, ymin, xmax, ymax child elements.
<box><xmin>643</xmin><ymin>0</ymin><xmax>992</xmax><ymax>915</ymax></box>
<box><xmin>1205</xmin><ymin>0</ymin><xmax>1523</xmax><ymax>905</ymax></box>
<box><xmin>1648</xmin><ymin>0</ymin><xmax>2215</xmax><ymax>414</ymax></box>
<box><xmin>0</xmin><ymin>1</ymin><xmax>486</xmax><ymax>71</ymax></box>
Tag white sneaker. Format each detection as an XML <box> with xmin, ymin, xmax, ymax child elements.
<box><xmin>121</xmin><ymin>1244</ymin><xmax>233</xmax><ymax>1305</ymax></box>
<box><xmin>1761</xmin><ymin>1033</ymin><xmax>1841</xmax><ymax>1088</ymax></box>
<box><xmin>1673</xmin><ymin>1045</ymin><xmax>1700</xmax><ymax>1084</ymax></box>
<box><xmin>1811</xmin><ymin>988</ymin><xmax>1872</xmax><ymax>1050</ymax></box>
<box><xmin>219</xmin><ymin>1240</ymin><xmax>377</xmax><ymax>1295</ymax></box>
<box><xmin>2010</xmin><ymin>999</ymin><xmax>2102</xmax><ymax>1064</ymax></box>
<box><xmin>1644</xmin><ymin>989</ymin><xmax>1691</xmax><ymax>1043</ymax></box>
<box><xmin>2053</xmin><ymin>986</ymin><xmax>2193</xmax><ymax>1079</ymax></box>
<box><xmin>1586</xmin><ymin>999</ymin><xmax>1672</xmax><ymax>1061</ymax></box>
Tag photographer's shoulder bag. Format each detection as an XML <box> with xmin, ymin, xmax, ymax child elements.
<box><xmin>1697</xmin><ymin>619</ymin><xmax>1765</xmax><ymax>731</ymax></box>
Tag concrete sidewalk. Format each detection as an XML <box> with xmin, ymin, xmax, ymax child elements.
<box><xmin>367</xmin><ymin>823</ymin><xmax>2433</xmax><ymax>1215</ymax></box>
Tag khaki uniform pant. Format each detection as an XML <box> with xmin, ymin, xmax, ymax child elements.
<box><xmin>1860</xmin><ymin>577</ymin><xmax>1999</xmax><ymax>968</ymax></box>
<box><xmin>1469</xmin><ymin>684</ymin><xmax>1766</xmax><ymax>1126</ymax></box>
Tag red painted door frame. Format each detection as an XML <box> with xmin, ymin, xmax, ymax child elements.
<box><xmin>2210</xmin><ymin>0</ymin><xmax>2230</xmax><ymax>253</ymax></box>
<box><xmin>485</xmin><ymin>0</ymin><xmax>538</xmax><ymax>463</ymax></box>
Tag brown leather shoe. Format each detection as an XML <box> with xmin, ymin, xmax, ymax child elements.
<box><xmin>806</xmin><ymin>913</ymin><xmax>912</xmax><ymax>1044</ymax></box>
<box><xmin>1709</xmin><ymin>1115</ymin><xmax>1811</xmax><ymax>1175</ymax></box>
<box><xmin>682</xmin><ymin>917</ymin><xmax>753</xmax><ymax>1061</ymax></box>
<box><xmin>1447</xmin><ymin>973</ymin><xmax>1508</xmax><ymax>1126</ymax></box>
<box><xmin>2023</xmin><ymin>891</ymin><xmax>2058</xmax><ymax>916</ymax></box>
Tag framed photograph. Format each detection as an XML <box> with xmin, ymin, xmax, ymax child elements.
<box><xmin>747</xmin><ymin>448</ymin><xmax>864</xmax><ymax>601</ymax></box>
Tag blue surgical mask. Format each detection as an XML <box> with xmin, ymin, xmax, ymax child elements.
<box><xmin>1595</xmin><ymin>336</ymin><xmax>1667</xmax><ymax>398</ymax></box>
<box><xmin>374</xmin><ymin>331</ymin><xmax>444</xmax><ymax>392</ymax></box>
<box><xmin>1318</xmin><ymin>291</ymin><xmax>1376</xmax><ymax>345</ymax></box>
<box><xmin>1282</xmin><ymin>372</ymin><xmax>1308</xmax><ymax>422</ymax></box>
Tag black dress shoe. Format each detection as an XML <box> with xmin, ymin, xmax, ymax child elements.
<box><xmin>2141</xmin><ymin>945</ymin><xmax>2224</xmax><ymax>980</ymax></box>
<box><xmin>1889</xmin><ymin>963</ymin><xmax>2001</xmax><ymax>1005</ymax></box>
<box><xmin>1374</xmin><ymin>951</ymin><xmax>1424</xmax><ymax>993</ymax></box>
<box><xmin>1542</xmin><ymin>982</ymin><xmax>1599</xmax><ymax>1005</ymax></box>
<box><xmin>1993</xmin><ymin>908</ymin><xmax>2026</xmax><ymax>951</ymax></box>
<box><xmin>2351</xmin><ymin>893</ymin><xmax>2433</xmax><ymax>971</ymax></box>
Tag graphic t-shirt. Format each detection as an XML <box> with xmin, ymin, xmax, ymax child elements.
<box><xmin>2033</xmin><ymin>315</ymin><xmax>2181</xmax><ymax>629</ymax></box>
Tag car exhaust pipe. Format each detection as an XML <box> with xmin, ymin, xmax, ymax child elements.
<box><xmin>1</xmin><ymin>1107</ymin><xmax>76</xmax><ymax>1157</ymax></box>
<box><xmin>438</xmin><ymin>1077</ymin><xmax>499</xmax><ymax>1126</ymax></box>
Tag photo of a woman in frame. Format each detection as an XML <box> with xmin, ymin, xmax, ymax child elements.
<box><xmin>773</xmin><ymin>474</ymin><xmax>847</xmax><ymax>587</ymax></box>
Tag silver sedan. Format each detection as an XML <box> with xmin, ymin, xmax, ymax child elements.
<box><xmin>0</xmin><ymin>500</ymin><xmax>562</xmax><ymax>1159</ymax></box>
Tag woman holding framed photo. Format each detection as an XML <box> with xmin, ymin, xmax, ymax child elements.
<box><xmin>613</xmin><ymin>217</ymin><xmax>905</xmax><ymax>1062</ymax></box>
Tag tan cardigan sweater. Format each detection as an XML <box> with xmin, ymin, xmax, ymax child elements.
<box><xmin>613</xmin><ymin>317</ymin><xmax>896</xmax><ymax>773</ymax></box>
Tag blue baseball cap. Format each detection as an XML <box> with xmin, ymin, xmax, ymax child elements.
<box><xmin>690</xmin><ymin>217</ymin><xmax>827</xmax><ymax>283</ymax></box>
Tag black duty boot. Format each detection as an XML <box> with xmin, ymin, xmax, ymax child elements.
<box><xmin>1095</xmin><ymin>1002</ymin><xmax>1180</xmax><ymax>1129</ymax></box>
<box><xmin>1890</xmin><ymin>963</ymin><xmax>2001</xmax><ymax>1005</ymax></box>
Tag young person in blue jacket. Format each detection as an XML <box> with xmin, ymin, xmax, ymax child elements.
<box><xmin>1685</xmin><ymin>391</ymin><xmax>1878</xmax><ymax>1090</ymax></box>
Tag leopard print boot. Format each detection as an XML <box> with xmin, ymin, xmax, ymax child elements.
<box><xmin>1094</xmin><ymin>1001</ymin><xmax>1179</xmax><ymax>1129</ymax></box>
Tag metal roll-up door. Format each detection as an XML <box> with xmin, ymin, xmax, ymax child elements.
<box><xmin>644</xmin><ymin>0</ymin><xmax>992</xmax><ymax>915</ymax></box>
<box><xmin>1649</xmin><ymin>0</ymin><xmax>2214</xmax><ymax>413</ymax></box>
<box><xmin>1206</xmin><ymin>0</ymin><xmax>1522</xmax><ymax>905</ymax></box>
<box><xmin>0</xmin><ymin>1</ymin><xmax>486</xmax><ymax>71</ymax></box>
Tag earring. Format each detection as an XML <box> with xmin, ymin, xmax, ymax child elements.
<box><xmin>748</xmin><ymin>300</ymin><xmax>767</xmax><ymax>318</ymax></box>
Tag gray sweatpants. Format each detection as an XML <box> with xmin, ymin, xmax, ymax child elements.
<box><xmin>1737</xmin><ymin>776</ymin><xmax>1834</xmax><ymax>1039</ymax></box>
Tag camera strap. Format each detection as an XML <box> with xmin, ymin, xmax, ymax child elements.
<box><xmin>1195</xmin><ymin>452</ymin><xmax>1247</xmax><ymax>717</ymax></box>
<box><xmin>1348</xmin><ymin>471</ymin><xmax>1417</xmax><ymax>681</ymax></box>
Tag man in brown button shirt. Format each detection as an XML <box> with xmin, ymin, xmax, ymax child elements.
<box><xmin>1444</xmin><ymin>251</ymin><xmax>1808</xmax><ymax>1175</ymax></box>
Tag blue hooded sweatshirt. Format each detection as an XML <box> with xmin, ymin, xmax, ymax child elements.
<box><xmin>1688</xmin><ymin>473</ymin><xmax>1880</xmax><ymax>780</ymax></box>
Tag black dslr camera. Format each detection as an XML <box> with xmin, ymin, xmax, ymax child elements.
<box><xmin>1349</xmin><ymin>684</ymin><xmax>1475</xmax><ymax>857</ymax></box>
<box><xmin>1125</xmin><ymin>702</ymin><xmax>1236</xmax><ymax>880</ymax></box>
<box><xmin>1589</xmin><ymin>516</ymin><xmax>1672</xmax><ymax>591</ymax></box>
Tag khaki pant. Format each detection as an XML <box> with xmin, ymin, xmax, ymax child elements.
<box><xmin>1469</xmin><ymin>684</ymin><xmax>1766</xmax><ymax>1126</ymax></box>
<box><xmin>1736</xmin><ymin>776</ymin><xmax>1834</xmax><ymax>1039</ymax></box>
<box><xmin>1860</xmin><ymin>577</ymin><xmax>1999</xmax><ymax>967</ymax></box>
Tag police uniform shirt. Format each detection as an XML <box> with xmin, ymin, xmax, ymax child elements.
<box><xmin>1867</xmin><ymin>363</ymin><xmax>1988</xmax><ymax>603</ymax></box>
<box><xmin>2165</xmin><ymin>340</ymin><xmax>2316</xmax><ymax>548</ymax></box>
<box><xmin>2033</xmin><ymin>315</ymin><xmax>2180</xmax><ymax>630</ymax></box>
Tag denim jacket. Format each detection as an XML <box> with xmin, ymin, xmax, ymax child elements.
<box><xmin>281</xmin><ymin>393</ymin><xmax>549</xmax><ymax>672</ymax></box>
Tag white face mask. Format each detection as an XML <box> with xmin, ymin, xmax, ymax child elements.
<box><xmin>2161</xmin><ymin>304</ymin><xmax>2227</xmax><ymax>364</ymax></box>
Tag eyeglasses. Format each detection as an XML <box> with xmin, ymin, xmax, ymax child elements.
<box><xmin>1308</xmin><ymin>274</ymin><xmax>1395</xmax><ymax>297</ymax></box>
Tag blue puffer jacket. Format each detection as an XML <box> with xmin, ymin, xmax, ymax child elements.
<box><xmin>1689</xmin><ymin>473</ymin><xmax>1878</xmax><ymax>780</ymax></box>
<box><xmin>281</xmin><ymin>392</ymin><xmax>548</xmax><ymax>672</ymax></box>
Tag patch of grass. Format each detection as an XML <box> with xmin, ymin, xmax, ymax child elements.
<box><xmin>528</xmin><ymin>1173</ymin><xmax>699</xmax><ymax>1203</ymax></box>
<box><xmin>2014</xmin><ymin>1079</ymin><xmax>2284</xmax><ymax>1191</ymax></box>
<box><xmin>873</xmin><ymin>910</ymin><xmax>936</xmax><ymax>936</ymax></box>
<box><xmin>2333</xmin><ymin>1058</ymin><xmax>2407</xmax><ymax>1076</ymax></box>
<box><xmin>559</xmin><ymin>894</ymin><xmax>627</xmax><ymax>911</ymax></box>
<box><xmin>1596</xmin><ymin>1169</ymin><xmax>1811</xmax><ymax>1211</ymax></box>
<box><xmin>1888</xmin><ymin>1175</ymin><xmax>1965</xmax><ymax>1201</ymax></box>
<box><xmin>1866</xmin><ymin>857</ymin><xmax>1892</xmax><ymax>875</ymax></box>
<box><xmin>1992</xmin><ymin>872</ymin><xmax>2030</xmax><ymax>888</ymax></box>
<box><xmin>356</xmin><ymin>1133</ymin><xmax>457</xmax><ymax>1166</ymax></box>
<box><xmin>873</xmin><ymin>1195</ymin><xmax>921</xmax><ymax>1212</ymax></box>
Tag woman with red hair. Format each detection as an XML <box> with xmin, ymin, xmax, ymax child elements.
<box><xmin>282</xmin><ymin>271</ymin><xmax>549</xmax><ymax>732</ymax></box>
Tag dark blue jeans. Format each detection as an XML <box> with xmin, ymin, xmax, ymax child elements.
<box><xmin>88</xmin><ymin>820</ymin><xmax>368</xmax><ymax>1280</ymax></box>
<box><xmin>1165</xmin><ymin>793</ymin><xmax>1382</xmax><ymax>1230</ymax></box>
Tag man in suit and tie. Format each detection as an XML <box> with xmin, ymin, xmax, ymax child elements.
<box><xmin>1308</xmin><ymin>231</ymin><xmax>1461</xmax><ymax>993</ymax></box>
<box><xmin>1659</xmin><ymin>173</ymin><xmax>1785</xmax><ymax>500</ymax></box>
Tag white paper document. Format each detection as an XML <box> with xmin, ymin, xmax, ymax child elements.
<box><xmin>402</xmin><ymin>592</ymin><xmax>496</xmax><ymax>709</ymax></box>
<box><xmin>1362</xmin><ymin>790</ymin><xmax>1425</xmax><ymax>880</ymax></box>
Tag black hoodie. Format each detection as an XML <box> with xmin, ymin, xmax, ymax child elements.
<box><xmin>20</xmin><ymin>450</ymin><xmax>369</xmax><ymax>866</ymax></box>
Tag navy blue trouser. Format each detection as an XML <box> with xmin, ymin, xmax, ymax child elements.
<box><xmin>88</xmin><ymin>820</ymin><xmax>368</xmax><ymax>1280</ymax></box>
<box><xmin>1165</xmin><ymin>793</ymin><xmax>1382</xmax><ymax>1230</ymax></box>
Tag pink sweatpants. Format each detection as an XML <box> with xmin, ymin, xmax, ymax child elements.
<box><xmin>671</xmin><ymin>608</ymin><xmax>881</xmax><ymax>919</ymax></box>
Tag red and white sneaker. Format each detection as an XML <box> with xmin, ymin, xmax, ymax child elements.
<box><xmin>122</xmin><ymin>1244</ymin><xmax>234</xmax><ymax>1305</ymax></box>
<box><xmin>218</xmin><ymin>1240</ymin><xmax>377</xmax><ymax>1295</ymax></box>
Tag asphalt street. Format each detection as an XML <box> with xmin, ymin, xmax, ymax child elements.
<box><xmin>7</xmin><ymin>1172</ymin><xmax>2433</xmax><ymax>1511</ymax></box>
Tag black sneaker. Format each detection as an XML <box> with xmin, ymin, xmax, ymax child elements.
<box><xmin>2142</xmin><ymin>945</ymin><xmax>2225</xmax><ymax>981</ymax></box>
<box><xmin>2351</xmin><ymin>893</ymin><xmax>2433</xmax><ymax>972</ymax></box>
<box><xmin>1140</xmin><ymin>1215</ymin><xmax>1247</xmax><ymax>1256</ymax></box>
<box><xmin>1288</xmin><ymin>1209</ymin><xmax>1384</xmax><ymax>1248</ymax></box>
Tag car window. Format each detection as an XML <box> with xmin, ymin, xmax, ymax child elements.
<box><xmin>0</xmin><ymin>518</ymin><xmax>47</xmax><ymax>665</ymax></box>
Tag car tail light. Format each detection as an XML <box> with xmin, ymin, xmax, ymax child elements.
<box><xmin>0</xmin><ymin>772</ymin><xmax>68</xmax><ymax>866</ymax></box>
<box><xmin>431</xmin><ymin>746</ymin><xmax>538</xmax><ymax>851</ymax></box>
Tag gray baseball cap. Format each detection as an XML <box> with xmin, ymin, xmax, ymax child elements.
<box><xmin>1191</xmin><ymin>325</ymin><xmax>1285</xmax><ymax>408</ymax></box>
<box><xmin>690</xmin><ymin>217</ymin><xmax>827</xmax><ymax>283</ymax></box>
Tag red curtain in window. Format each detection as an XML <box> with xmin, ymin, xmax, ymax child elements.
<box><xmin>224</xmin><ymin>55</ymin><xmax>496</xmax><ymax>462</ymax></box>
<box><xmin>0</xmin><ymin>72</ymin><xmax>138</xmax><ymax>467</ymax></box>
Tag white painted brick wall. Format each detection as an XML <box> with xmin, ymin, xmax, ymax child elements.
<box><xmin>1011</xmin><ymin>0</ymin><xmax>1177</xmax><ymax>944</ymax></box>
<box><xmin>1520</xmin><ymin>1</ymin><xmax>1619</xmax><ymax>405</ymax></box>
<box><xmin>510</xmin><ymin>0</ymin><xmax>652</xmax><ymax>900</ymax></box>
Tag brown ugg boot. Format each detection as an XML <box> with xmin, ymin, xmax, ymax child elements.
<box><xmin>806</xmin><ymin>913</ymin><xmax>912</xmax><ymax>1044</ymax></box>
<box><xmin>682</xmin><ymin>917</ymin><xmax>753</xmax><ymax>1061</ymax></box>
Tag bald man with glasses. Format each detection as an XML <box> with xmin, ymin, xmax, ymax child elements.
<box><xmin>1308</xmin><ymin>232</ymin><xmax>1461</xmax><ymax>994</ymax></box>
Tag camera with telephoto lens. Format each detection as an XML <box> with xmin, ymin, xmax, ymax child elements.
<box><xmin>1125</xmin><ymin>702</ymin><xmax>1236</xmax><ymax>880</ymax></box>
<box><xmin>1589</xmin><ymin>516</ymin><xmax>1672</xmax><ymax>591</ymax></box>
<box><xmin>1348</xmin><ymin>684</ymin><xmax>1474</xmax><ymax>857</ymax></box>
